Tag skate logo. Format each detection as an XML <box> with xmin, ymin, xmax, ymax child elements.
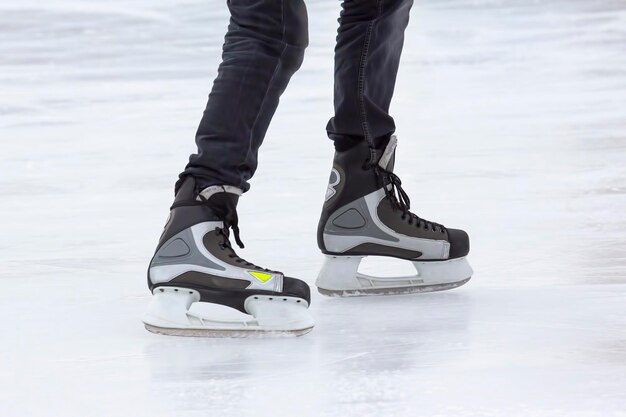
<box><xmin>325</xmin><ymin>168</ymin><xmax>340</xmax><ymax>201</ymax></box>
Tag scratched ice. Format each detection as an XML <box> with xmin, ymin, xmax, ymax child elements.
<box><xmin>1</xmin><ymin>1</ymin><xmax>625</xmax><ymax>416</ymax></box>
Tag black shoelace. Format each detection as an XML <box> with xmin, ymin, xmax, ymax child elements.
<box><xmin>376</xmin><ymin>165</ymin><xmax>446</xmax><ymax>234</ymax></box>
<box><xmin>214</xmin><ymin>227</ymin><xmax>275</xmax><ymax>272</ymax></box>
<box><xmin>170</xmin><ymin>196</ymin><xmax>244</xmax><ymax>248</ymax></box>
<box><xmin>171</xmin><ymin>197</ymin><xmax>275</xmax><ymax>272</ymax></box>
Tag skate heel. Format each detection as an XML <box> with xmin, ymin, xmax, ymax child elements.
<box><xmin>412</xmin><ymin>257</ymin><xmax>473</xmax><ymax>287</ymax></box>
<box><xmin>316</xmin><ymin>255</ymin><xmax>363</xmax><ymax>295</ymax></box>
<box><xmin>143</xmin><ymin>287</ymin><xmax>200</xmax><ymax>331</ymax></box>
<box><xmin>316</xmin><ymin>255</ymin><xmax>473</xmax><ymax>297</ymax></box>
<box><xmin>244</xmin><ymin>295</ymin><xmax>314</xmax><ymax>331</ymax></box>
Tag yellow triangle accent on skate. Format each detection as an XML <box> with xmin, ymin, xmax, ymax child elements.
<box><xmin>248</xmin><ymin>271</ymin><xmax>273</xmax><ymax>282</ymax></box>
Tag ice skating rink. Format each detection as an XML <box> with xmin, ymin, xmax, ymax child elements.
<box><xmin>2</xmin><ymin>0</ymin><xmax>626</xmax><ymax>416</ymax></box>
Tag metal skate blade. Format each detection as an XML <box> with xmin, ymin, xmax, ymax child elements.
<box><xmin>317</xmin><ymin>276</ymin><xmax>471</xmax><ymax>297</ymax></box>
<box><xmin>144</xmin><ymin>323</ymin><xmax>314</xmax><ymax>338</ymax></box>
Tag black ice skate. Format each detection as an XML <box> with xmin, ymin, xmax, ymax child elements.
<box><xmin>143</xmin><ymin>177</ymin><xmax>314</xmax><ymax>336</ymax></box>
<box><xmin>316</xmin><ymin>136</ymin><xmax>472</xmax><ymax>296</ymax></box>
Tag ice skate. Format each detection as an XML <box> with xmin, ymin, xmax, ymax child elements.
<box><xmin>143</xmin><ymin>177</ymin><xmax>314</xmax><ymax>337</ymax></box>
<box><xmin>316</xmin><ymin>136</ymin><xmax>472</xmax><ymax>296</ymax></box>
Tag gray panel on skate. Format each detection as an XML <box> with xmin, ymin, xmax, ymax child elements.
<box><xmin>151</xmin><ymin>227</ymin><xmax>226</xmax><ymax>271</ymax></box>
<box><xmin>158</xmin><ymin>238</ymin><xmax>191</xmax><ymax>258</ymax></box>
<box><xmin>331</xmin><ymin>208</ymin><xmax>366</xmax><ymax>229</ymax></box>
<box><xmin>323</xmin><ymin>196</ymin><xmax>398</xmax><ymax>242</ymax></box>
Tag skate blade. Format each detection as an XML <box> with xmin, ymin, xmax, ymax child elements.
<box><xmin>316</xmin><ymin>255</ymin><xmax>473</xmax><ymax>297</ymax></box>
<box><xmin>142</xmin><ymin>288</ymin><xmax>314</xmax><ymax>338</ymax></box>
<box><xmin>144</xmin><ymin>323</ymin><xmax>314</xmax><ymax>338</ymax></box>
<box><xmin>317</xmin><ymin>276</ymin><xmax>471</xmax><ymax>297</ymax></box>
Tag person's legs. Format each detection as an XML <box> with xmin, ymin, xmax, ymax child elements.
<box><xmin>316</xmin><ymin>0</ymin><xmax>472</xmax><ymax>296</ymax></box>
<box><xmin>327</xmin><ymin>0</ymin><xmax>414</xmax><ymax>151</ymax></box>
<box><xmin>144</xmin><ymin>1</ymin><xmax>314</xmax><ymax>337</ymax></box>
<box><xmin>178</xmin><ymin>0</ymin><xmax>309</xmax><ymax>193</ymax></box>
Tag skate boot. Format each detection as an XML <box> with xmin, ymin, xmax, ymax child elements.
<box><xmin>316</xmin><ymin>136</ymin><xmax>472</xmax><ymax>296</ymax></box>
<box><xmin>143</xmin><ymin>177</ymin><xmax>314</xmax><ymax>337</ymax></box>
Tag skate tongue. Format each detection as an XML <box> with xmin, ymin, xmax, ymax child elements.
<box><xmin>197</xmin><ymin>185</ymin><xmax>245</xmax><ymax>249</ymax></box>
<box><xmin>378</xmin><ymin>135</ymin><xmax>397</xmax><ymax>171</ymax></box>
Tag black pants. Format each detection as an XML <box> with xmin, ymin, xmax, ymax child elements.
<box><xmin>178</xmin><ymin>0</ymin><xmax>414</xmax><ymax>192</ymax></box>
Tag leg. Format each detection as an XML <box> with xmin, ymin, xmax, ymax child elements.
<box><xmin>317</xmin><ymin>1</ymin><xmax>472</xmax><ymax>296</ymax></box>
<box><xmin>144</xmin><ymin>1</ymin><xmax>314</xmax><ymax>337</ymax></box>
<box><xmin>327</xmin><ymin>0</ymin><xmax>414</xmax><ymax>151</ymax></box>
<box><xmin>178</xmin><ymin>0</ymin><xmax>309</xmax><ymax>193</ymax></box>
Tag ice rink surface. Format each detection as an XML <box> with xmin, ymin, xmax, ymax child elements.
<box><xmin>1</xmin><ymin>0</ymin><xmax>626</xmax><ymax>416</ymax></box>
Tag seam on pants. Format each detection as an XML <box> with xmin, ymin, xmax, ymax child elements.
<box><xmin>242</xmin><ymin>0</ymin><xmax>288</xmax><ymax>190</ymax></box>
<box><xmin>357</xmin><ymin>0</ymin><xmax>385</xmax><ymax>149</ymax></box>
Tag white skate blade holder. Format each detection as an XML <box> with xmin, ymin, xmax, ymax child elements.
<box><xmin>143</xmin><ymin>287</ymin><xmax>314</xmax><ymax>337</ymax></box>
<box><xmin>316</xmin><ymin>255</ymin><xmax>472</xmax><ymax>296</ymax></box>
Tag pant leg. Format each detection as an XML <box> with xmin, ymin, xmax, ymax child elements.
<box><xmin>177</xmin><ymin>0</ymin><xmax>309</xmax><ymax>193</ymax></box>
<box><xmin>327</xmin><ymin>0</ymin><xmax>414</xmax><ymax>151</ymax></box>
